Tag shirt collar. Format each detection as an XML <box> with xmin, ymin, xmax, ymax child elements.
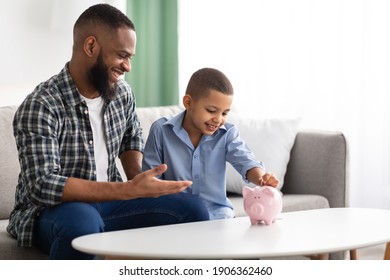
<box><xmin>57</xmin><ymin>63</ymin><xmax>85</xmax><ymax>108</ymax></box>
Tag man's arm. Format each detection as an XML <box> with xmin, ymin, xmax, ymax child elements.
<box><xmin>120</xmin><ymin>150</ymin><xmax>143</xmax><ymax>180</ymax></box>
<box><xmin>62</xmin><ymin>164</ymin><xmax>192</xmax><ymax>202</ymax></box>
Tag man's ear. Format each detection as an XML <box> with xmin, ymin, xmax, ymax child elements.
<box><xmin>84</xmin><ymin>36</ymin><xmax>99</xmax><ymax>58</ymax></box>
<box><xmin>182</xmin><ymin>94</ymin><xmax>192</xmax><ymax>109</ymax></box>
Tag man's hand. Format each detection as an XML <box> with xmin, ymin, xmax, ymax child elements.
<box><xmin>62</xmin><ymin>164</ymin><xmax>191</xmax><ymax>202</ymax></box>
<box><xmin>126</xmin><ymin>164</ymin><xmax>192</xmax><ymax>198</ymax></box>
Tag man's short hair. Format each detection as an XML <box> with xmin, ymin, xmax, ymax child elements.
<box><xmin>74</xmin><ymin>3</ymin><xmax>135</xmax><ymax>32</ymax></box>
<box><xmin>185</xmin><ymin>68</ymin><xmax>234</xmax><ymax>99</ymax></box>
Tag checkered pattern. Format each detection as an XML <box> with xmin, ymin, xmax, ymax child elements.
<box><xmin>7</xmin><ymin>64</ymin><xmax>143</xmax><ymax>247</ymax></box>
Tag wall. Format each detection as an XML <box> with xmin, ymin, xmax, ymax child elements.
<box><xmin>0</xmin><ymin>0</ymin><xmax>125</xmax><ymax>106</ymax></box>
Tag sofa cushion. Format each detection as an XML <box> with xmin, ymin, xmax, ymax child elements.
<box><xmin>0</xmin><ymin>220</ymin><xmax>47</xmax><ymax>259</ymax></box>
<box><xmin>0</xmin><ymin>106</ymin><xmax>20</xmax><ymax>220</ymax></box>
<box><xmin>225</xmin><ymin>113</ymin><xmax>300</xmax><ymax>194</ymax></box>
<box><xmin>229</xmin><ymin>193</ymin><xmax>330</xmax><ymax>217</ymax></box>
<box><xmin>136</xmin><ymin>105</ymin><xmax>184</xmax><ymax>140</ymax></box>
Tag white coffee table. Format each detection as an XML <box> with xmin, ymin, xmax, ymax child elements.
<box><xmin>72</xmin><ymin>208</ymin><xmax>390</xmax><ymax>259</ymax></box>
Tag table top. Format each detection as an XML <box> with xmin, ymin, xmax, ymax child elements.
<box><xmin>72</xmin><ymin>207</ymin><xmax>390</xmax><ymax>259</ymax></box>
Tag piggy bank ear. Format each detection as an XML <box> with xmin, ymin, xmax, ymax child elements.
<box><xmin>242</xmin><ymin>186</ymin><xmax>252</xmax><ymax>198</ymax></box>
<box><xmin>262</xmin><ymin>187</ymin><xmax>276</xmax><ymax>197</ymax></box>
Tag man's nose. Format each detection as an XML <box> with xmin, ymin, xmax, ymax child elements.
<box><xmin>122</xmin><ymin>59</ymin><xmax>131</xmax><ymax>72</ymax></box>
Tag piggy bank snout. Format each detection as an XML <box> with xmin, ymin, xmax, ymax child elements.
<box><xmin>249</xmin><ymin>203</ymin><xmax>264</xmax><ymax>217</ymax></box>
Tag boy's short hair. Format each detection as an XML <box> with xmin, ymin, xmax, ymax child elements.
<box><xmin>185</xmin><ymin>68</ymin><xmax>234</xmax><ymax>99</ymax></box>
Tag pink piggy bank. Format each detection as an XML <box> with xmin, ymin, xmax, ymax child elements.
<box><xmin>242</xmin><ymin>186</ymin><xmax>283</xmax><ymax>225</ymax></box>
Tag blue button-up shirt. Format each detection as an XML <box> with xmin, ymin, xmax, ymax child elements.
<box><xmin>142</xmin><ymin>111</ymin><xmax>264</xmax><ymax>219</ymax></box>
<box><xmin>7</xmin><ymin>64</ymin><xmax>143</xmax><ymax>247</ymax></box>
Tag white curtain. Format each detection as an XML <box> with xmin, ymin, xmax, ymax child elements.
<box><xmin>178</xmin><ymin>0</ymin><xmax>390</xmax><ymax>209</ymax></box>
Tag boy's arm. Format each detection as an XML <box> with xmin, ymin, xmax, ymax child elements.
<box><xmin>225</xmin><ymin>125</ymin><xmax>279</xmax><ymax>188</ymax></box>
<box><xmin>246</xmin><ymin>167</ymin><xmax>279</xmax><ymax>188</ymax></box>
<box><xmin>142</xmin><ymin>121</ymin><xmax>164</xmax><ymax>174</ymax></box>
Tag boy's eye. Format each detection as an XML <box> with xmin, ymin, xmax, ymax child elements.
<box><xmin>207</xmin><ymin>109</ymin><xmax>215</xmax><ymax>113</ymax></box>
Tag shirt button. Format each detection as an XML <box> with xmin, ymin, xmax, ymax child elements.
<box><xmin>84</xmin><ymin>110</ymin><xmax>88</xmax><ymax>115</ymax></box>
<box><xmin>93</xmin><ymin>170</ymin><xmax>97</xmax><ymax>175</ymax></box>
<box><xmin>89</xmin><ymin>140</ymin><xmax>93</xmax><ymax>145</ymax></box>
<box><xmin>194</xmin><ymin>155</ymin><xmax>198</xmax><ymax>159</ymax></box>
<box><xmin>194</xmin><ymin>175</ymin><xmax>199</xmax><ymax>179</ymax></box>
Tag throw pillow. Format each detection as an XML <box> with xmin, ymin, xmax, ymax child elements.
<box><xmin>225</xmin><ymin>113</ymin><xmax>300</xmax><ymax>194</ymax></box>
<box><xmin>136</xmin><ymin>105</ymin><xmax>184</xmax><ymax>140</ymax></box>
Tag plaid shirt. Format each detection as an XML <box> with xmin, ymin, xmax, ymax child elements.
<box><xmin>7</xmin><ymin>64</ymin><xmax>144</xmax><ymax>247</ymax></box>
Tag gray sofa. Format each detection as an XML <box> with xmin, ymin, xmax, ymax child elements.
<box><xmin>0</xmin><ymin>105</ymin><xmax>348</xmax><ymax>259</ymax></box>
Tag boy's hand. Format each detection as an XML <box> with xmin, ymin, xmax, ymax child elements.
<box><xmin>258</xmin><ymin>172</ymin><xmax>279</xmax><ymax>188</ymax></box>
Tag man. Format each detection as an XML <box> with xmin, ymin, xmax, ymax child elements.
<box><xmin>7</xmin><ymin>4</ymin><xmax>209</xmax><ymax>259</ymax></box>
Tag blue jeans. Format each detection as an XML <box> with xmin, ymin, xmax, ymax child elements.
<box><xmin>34</xmin><ymin>193</ymin><xmax>209</xmax><ymax>259</ymax></box>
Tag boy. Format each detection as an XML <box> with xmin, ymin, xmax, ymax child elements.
<box><xmin>142</xmin><ymin>68</ymin><xmax>278</xmax><ymax>219</ymax></box>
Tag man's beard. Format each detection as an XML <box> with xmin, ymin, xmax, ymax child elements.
<box><xmin>89</xmin><ymin>53</ymin><xmax>117</xmax><ymax>102</ymax></box>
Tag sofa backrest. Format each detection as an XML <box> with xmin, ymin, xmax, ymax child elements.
<box><xmin>0</xmin><ymin>106</ymin><xmax>20</xmax><ymax>219</ymax></box>
<box><xmin>0</xmin><ymin>104</ymin><xmax>299</xmax><ymax>219</ymax></box>
<box><xmin>136</xmin><ymin>105</ymin><xmax>184</xmax><ymax>140</ymax></box>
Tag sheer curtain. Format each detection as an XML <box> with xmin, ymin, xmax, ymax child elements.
<box><xmin>179</xmin><ymin>0</ymin><xmax>390</xmax><ymax>209</ymax></box>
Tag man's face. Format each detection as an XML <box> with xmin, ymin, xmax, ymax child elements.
<box><xmin>89</xmin><ymin>28</ymin><xmax>136</xmax><ymax>101</ymax></box>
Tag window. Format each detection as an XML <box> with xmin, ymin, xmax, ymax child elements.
<box><xmin>179</xmin><ymin>0</ymin><xmax>390</xmax><ymax>209</ymax></box>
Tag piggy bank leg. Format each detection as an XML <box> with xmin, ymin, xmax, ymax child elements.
<box><xmin>264</xmin><ymin>219</ymin><xmax>277</xmax><ymax>225</ymax></box>
<box><xmin>250</xmin><ymin>218</ymin><xmax>258</xmax><ymax>225</ymax></box>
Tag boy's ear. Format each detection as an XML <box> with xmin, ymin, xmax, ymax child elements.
<box><xmin>182</xmin><ymin>94</ymin><xmax>192</xmax><ymax>109</ymax></box>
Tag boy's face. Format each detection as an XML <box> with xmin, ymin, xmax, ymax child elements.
<box><xmin>183</xmin><ymin>89</ymin><xmax>233</xmax><ymax>137</ymax></box>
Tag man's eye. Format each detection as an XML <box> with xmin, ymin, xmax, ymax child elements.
<box><xmin>119</xmin><ymin>54</ymin><xmax>131</xmax><ymax>60</ymax></box>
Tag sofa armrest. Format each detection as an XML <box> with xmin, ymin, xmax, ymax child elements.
<box><xmin>282</xmin><ymin>130</ymin><xmax>349</xmax><ymax>208</ymax></box>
